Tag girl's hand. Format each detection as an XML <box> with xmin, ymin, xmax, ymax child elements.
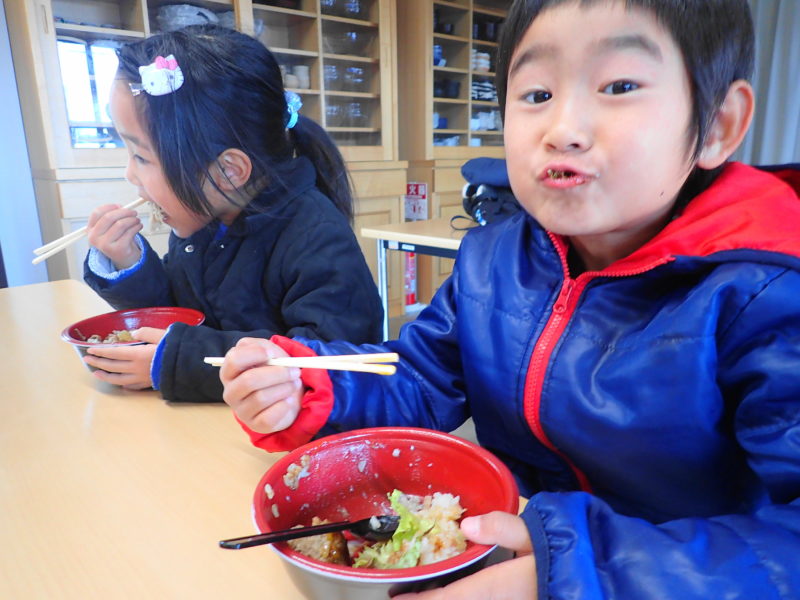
<box><xmin>83</xmin><ymin>327</ymin><xmax>167</xmax><ymax>390</ymax></box>
<box><xmin>86</xmin><ymin>203</ymin><xmax>144</xmax><ymax>270</ymax></box>
<box><xmin>220</xmin><ymin>338</ymin><xmax>304</xmax><ymax>434</ymax></box>
<box><xmin>393</xmin><ymin>512</ymin><xmax>537</xmax><ymax>600</ymax></box>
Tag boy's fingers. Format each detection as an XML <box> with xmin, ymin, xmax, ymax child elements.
<box><xmin>392</xmin><ymin>554</ymin><xmax>536</xmax><ymax>600</ymax></box>
<box><xmin>222</xmin><ymin>363</ymin><xmax>301</xmax><ymax>407</ymax></box>
<box><xmin>221</xmin><ymin>340</ymin><xmax>289</xmax><ymax>380</ymax></box>
<box><xmin>245</xmin><ymin>388</ymin><xmax>302</xmax><ymax>433</ymax></box>
<box><xmin>460</xmin><ymin>512</ymin><xmax>532</xmax><ymax>554</ymax></box>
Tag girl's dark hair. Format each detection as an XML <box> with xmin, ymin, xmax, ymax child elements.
<box><xmin>116</xmin><ymin>24</ymin><xmax>354</xmax><ymax>221</ymax></box>
<box><xmin>496</xmin><ymin>0</ymin><xmax>754</xmax><ymax>161</ymax></box>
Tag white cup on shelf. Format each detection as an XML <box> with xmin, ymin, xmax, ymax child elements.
<box><xmin>284</xmin><ymin>73</ymin><xmax>300</xmax><ymax>89</ymax></box>
<box><xmin>294</xmin><ymin>65</ymin><xmax>311</xmax><ymax>89</ymax></box>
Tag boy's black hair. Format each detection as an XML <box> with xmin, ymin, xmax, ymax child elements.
<box><xmin>115</xmin><ymin>25</ymin><xmax>354</xmax><ymax>221</ymax></box>
<box><xmin>495</xmin><ymin>0</ymin><xmax>755</xmax><ymax>165</ymax></box>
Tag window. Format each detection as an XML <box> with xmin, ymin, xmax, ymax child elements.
<box><xmin>56</xmin><ymin>37</ymin><xmax>122</xmax><ymax>148</ymax></box>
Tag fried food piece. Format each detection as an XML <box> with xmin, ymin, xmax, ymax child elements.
<box><xmin>287</xmin><ymin>517</ymin><xmax>350</xmax><ymax>565</ymax></box>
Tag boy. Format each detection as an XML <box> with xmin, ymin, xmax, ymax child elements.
<box><xmin>221</xmin><ymin>1</ymin><xmax>800</xmax><ymax>597</ymax></box>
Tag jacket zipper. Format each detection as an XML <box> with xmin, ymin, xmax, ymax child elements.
<box><xmin>523</xmin><ymin>233</ymin><xmax>673</xmax><ymax>493</ymax></box>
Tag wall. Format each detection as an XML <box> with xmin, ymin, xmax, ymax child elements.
<box><xmin>0</xmin><ymin>0</ymin><xmax>46</xmax><ymax>286</ymax></box>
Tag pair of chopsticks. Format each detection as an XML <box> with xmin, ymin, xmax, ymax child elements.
<box><xmin>203</xmin><ymin>352</ymin><xmax>399</xmax><ymax>376</ymax></box>
<box><xmin>32</xmin><ymin>197</ymin><xmax>147</xmax><ymax>265</ymax></box>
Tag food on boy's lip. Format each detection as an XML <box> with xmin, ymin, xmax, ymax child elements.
<box><xmin>86</xmin><ymin>329</ymin><xmax>135</xmax><ymax>344</ymax></box>
<box><xmin>287</xmin><ymin>517</ymin><xmax>350</xmax><ymax>565</ymax></box>
<box><xmin>289</xmin><ymin>489</ymin><xmax>466</xmax><ymax>569</ymax></box>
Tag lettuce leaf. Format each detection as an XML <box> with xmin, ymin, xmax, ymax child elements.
<box><xmin>352</xmin><ymin>489</ymin><xmax>433</xmax><ymax>569</ymax></box>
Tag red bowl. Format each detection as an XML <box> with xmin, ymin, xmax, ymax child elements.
<box><xmin>61</xmin><ymin>307</ymin><xmax>205</xmax><ymax>368</ymax></box>
<box><xmin>252</xmin><ymin>427</ymin><xmax>519</xmax><ymax>598</ymax></box>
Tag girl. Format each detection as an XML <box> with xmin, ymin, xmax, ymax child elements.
<box><xmin>221</xmin><ymin>1</ymin><xmax>800</xmax><ymax>598</ymax></box>
<box><xmin>82</xmin><ymin>25</ymin><xmax>383</xmax><ymax>403</ymax></box>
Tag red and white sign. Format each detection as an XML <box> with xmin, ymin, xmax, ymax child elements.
<box><xmin>403</xmin><ymin>183</ymin><xmax>428</xmax><ymax>309</ymax></box>
<box><xmin>404</xmin><ymin>182</ymin><xmax>428</xmax><ymax>222</ymax></box>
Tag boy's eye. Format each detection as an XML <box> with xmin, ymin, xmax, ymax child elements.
<box><xmin>133</xmin><ymin>154</ymin><xmax>149</xmax><ymax>164</ymax></box>
<box><xmin>601</xmin><ymin>80</ymin><xmax>639</xmax><ymax>95</ymax></box>
<box><xmin>522</xmin><ymin>90</ymin><xmax>553</xmax><ymax>104</ymax></box>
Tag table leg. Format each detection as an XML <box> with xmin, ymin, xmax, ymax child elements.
<box><xmin>376</xmin><ymin>239</ymin><xmax>389</xmax><ymax>341</ymax></box>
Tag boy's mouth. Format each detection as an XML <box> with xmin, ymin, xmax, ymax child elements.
<box><xmin>547</xmin><ymin>168</ymin><xmax>576</xmax><ymax>180</ymax></box>
<box><xmin>540</xmin><ymin>166</ymin><xmax>597</xmax><ymax>187</ymax></box>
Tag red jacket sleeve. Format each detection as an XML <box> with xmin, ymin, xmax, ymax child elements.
<box><xmin>234</xmin><ymin>335</ymin><xmax>334</xmax><ymax>452</ymax></box>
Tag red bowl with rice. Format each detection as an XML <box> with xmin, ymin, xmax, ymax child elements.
<box><xmin>251</xmin><ymin>427</ymin><xmax>519</xmax><ymax>599</ymax></box>
<box><xmin>61</xmin><ymin>306</ymin><xmax>205</xmax><ymax>370</ymax></box>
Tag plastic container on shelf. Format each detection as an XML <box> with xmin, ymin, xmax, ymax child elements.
<box><xmin>155</xmin><ymin>4</ymin><xmax>218</xmax><ymax>31</ymax></box>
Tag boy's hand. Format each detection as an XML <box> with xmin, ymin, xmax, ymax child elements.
<box><xmin>220</xmin><ymin>338</ymin><xmax>304</xmax><ymax>434</ymax></box>
<box><xmin>393</xmin><ymin>512</ymin><xmax>537</xmax><ymax>600</ymax></box>
<box><xmin>83</xmin><ymin>327</ymin><xmax>166</xmax><ymax>390</ymax></box>
<box><xmin>86</xmin><ymin>203</ymin><xmax>144</xmax><ymax>270</ymax></box>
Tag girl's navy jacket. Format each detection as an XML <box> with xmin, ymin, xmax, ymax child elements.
<box><xmin>84</xmin><ymin>156</ymin><xmax>382</xmax><ymax>403</ymax></box>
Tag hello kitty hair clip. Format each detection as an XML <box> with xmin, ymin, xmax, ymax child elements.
<box><xmin>130</xmin><ymin>55</ymin><xmax>184</xmax><ymax>97</ymax></box>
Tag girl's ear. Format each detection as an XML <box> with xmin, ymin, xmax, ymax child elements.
<box><xmin>214</xmin><ymin>149</ymin><xmax>252</xmax><ymax>190</ymax></box>
<box><xmin>697</xmin><ymin>80</ymin><xmax>755</xmax><ymax>169</ymax></box>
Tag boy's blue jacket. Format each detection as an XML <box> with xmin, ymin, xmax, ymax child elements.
<box><xmin>244</xmin><ymin>162</ymin><xmax>800</xmax><ymax>599</ymax></box>
<box><xmin>84</xmin><ymin>156</ymin><xmax>382</xmax><ymax>403</ymax></box>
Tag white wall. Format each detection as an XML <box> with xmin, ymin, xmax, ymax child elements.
<box><xmin>0</xmin><ymin>0</ymin><xmax>46</xmax><ymax>286</ymax></box>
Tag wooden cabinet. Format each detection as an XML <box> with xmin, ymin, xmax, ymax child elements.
<box><xmin>253</xmin><ymin>0</ymin><xmax>397</xmax><ymax>162</ymax></box>
<box><xmin>7</xmin><ymin>0</ymin><xmax>406</xmax><ymax>304</ymax></box>
<box><xmin>397</xmin><ymin>0</ymin><xmax>509</xmax><ymax>161</ymax></box>
<box><xmin>396</xmin><ymin>0</ymin><xmax>509</xmax><ymax>303</ymax></box>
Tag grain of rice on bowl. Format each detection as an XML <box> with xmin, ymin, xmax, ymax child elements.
<box><xmin>250</xmin><ymin>427</ymin><xmax>519</xmax><ymax>600</ymax></box>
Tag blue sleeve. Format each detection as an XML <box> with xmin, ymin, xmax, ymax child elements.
<box><xmin>521</xmin><ymin>492</ymin><xmax>800</xmax><ymax>599</ymax></box>
<box><xmin>86</xmin><ymin>235</ymin><xmax>145</xmax><ymax>282</ymax></box>
<box><xmin>299</xmin><ymin>258</ymin><xmax>470</xmax><ymax>436</ymax></box>
<box><xmin>521</xmin><ymin>268</ymin><xmax>800</xmax><ymax>600</ymax></box>
<box><xmin>83</xmin><ymin>235</ymin><xmax>173</xmax><ymax>309</ymax></box>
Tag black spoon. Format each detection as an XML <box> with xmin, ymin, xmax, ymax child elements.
<box><xmin>219</xmin><ymin>515</ymin><xmax>401</xmax><ymax>550</ymax></box>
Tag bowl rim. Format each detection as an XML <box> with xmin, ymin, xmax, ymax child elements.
<box><xmin>253</xmin><ymin>426</ymin><xmax>519</xmax><ymax>581</ymax></box>
<box><xmin>60</xmin><ymin>306</ymin><xmax>205</xmax><ymax>347</ymax></box>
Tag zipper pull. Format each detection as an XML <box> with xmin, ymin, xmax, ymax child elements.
<box><xmin>553</xmin><ymin>279</ymin><xmax>575</xmax><ymax>314</ymax></box>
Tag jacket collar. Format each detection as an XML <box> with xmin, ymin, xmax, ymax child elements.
<box><xmin>550</xmin><ymin>162</ymin><xmax>800</xmax><ymax>276</ymax></box>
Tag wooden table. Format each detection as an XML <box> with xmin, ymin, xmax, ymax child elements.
<box><xmin>361</xmin><ymin>218</ymin><xmax>474</xmax><ymax>339</ymax></box>
<box><xmin>0</xmin><ymin>280</ymin><xmax>304</xmax><ymax>598</ymax></box>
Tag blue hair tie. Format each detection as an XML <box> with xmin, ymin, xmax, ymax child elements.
<box><xmin>285</xmin><ymin>91</ymin><xmax>303</xmax><ymax>129</ymax></box>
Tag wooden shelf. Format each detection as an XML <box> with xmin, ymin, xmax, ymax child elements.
<box><xmin>434</xmin><ymin>66</ymin><xmax>469</xmax><ymax>74</ymax></box>
<box><xmin>399</xmin><ymin>0</ymin><xmax>508</xmax><ymax>161</ymax></box>
<box><xmin>271</xmin><ymin>47</ymin><xmax>319</xmax><ymax>57</ymax></box>
<box><xmin>434</xmin><ymin>0</ymin><xmax>469</xmax><ymax>10</ymax></box>
<box><xmin>326</xmin><ymin>127</ymin><xmax>381</xmax><ymax>133</ymax></box>
<box><xmin>253</xmin><ymin>4</ymin><xmax>317</xmax><ymax>18</ymax></box>
<box><xmin>320</xmin><ymin>15</ymin><xmax>379</xmax><ymax>27</ymax></box>
<box><xmin>321</xmin><ymin>53</ymin><xmax>380</xmax><ymax>63</ymax></box>
<box><xmin>326</xmin><ymin>91</ymin><xmax>380</xmax><ymax>98</ymax></box>
<box><xmin>433</xmin><ymin>33</ymin><xmax>470</xmax><ymax>43</ymax></box>
<box><xmin>473</xmin><ymin>6</ymin><xmax>506</xmax><ymax>18</ymax></box>
<box><xmin>55</xmin><ymin>24</ymin><xmax>145</xmax><ymax>41</ymax></box>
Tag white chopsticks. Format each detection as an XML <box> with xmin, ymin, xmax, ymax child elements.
<box><xmin>32</xmin><ymin>197</ymin><xmax>147</xmax><ymax>265</ymax></box>
<box><xmin>204</xmin><ymin>352</ymin><xmax>399</xmax><ymax>376</ymax></box>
